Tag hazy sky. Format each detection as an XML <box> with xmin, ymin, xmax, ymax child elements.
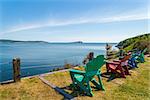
<box><xmin>0</xmin><ymin>0</ymin><xmax>149</xmax><ymax>42</ymax></box>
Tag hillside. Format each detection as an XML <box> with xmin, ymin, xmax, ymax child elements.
<box><xmin>116</xmin><ymin>33</ymin><xmax>150</xmax><ymax>52</ymax></box>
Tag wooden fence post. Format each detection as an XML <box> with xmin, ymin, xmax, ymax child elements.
<box><xmin>13</xmin><ymin>58</ymin><xmax>21</xmax><ymax>82</ymax></box>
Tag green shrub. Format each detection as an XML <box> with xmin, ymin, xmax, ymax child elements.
<box><xmin>64</xmin><ymin>64</ymin><xmax>73</xmax><ymax>69</ymax></box>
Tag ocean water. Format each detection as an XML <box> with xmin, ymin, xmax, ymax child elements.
<box><xmin>0</xmin><ymin>42</ymin><xmax>116</xmax><ymax>82</ymax></box>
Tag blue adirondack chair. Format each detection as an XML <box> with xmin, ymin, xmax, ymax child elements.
<box><xmin>133</xmin><ymin>48</ymin><xmax>147</xmax><ymax>63</ymax></box>
<box><xmin>69</xmin><ymin>55</ymin><xmax>105</xmax><ymax>97</ymax></box>
<box><xmin>129</xmin><ymin>48</ymin><xmax>147</xmax><ymax>68</ymax></box>
<box><xmin>128</xmin><ymin>55</ymin><xmax>138</xmax><ymax>68</ymax></box>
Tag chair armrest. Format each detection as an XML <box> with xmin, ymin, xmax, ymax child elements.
<box><xmin>69</xmin><ymin>69</ymin><xmax>85</xmax><ymax>75</ymax></box>
<box><xmin>113</xmin><ymin>59</ymin><xmax>121</xmax><ymax>62</ymax></box>
<box><xmin>106</xmin><ymin>61</ymin><xmax>120</xmax><ymax>65</ymax></box>
<box><xmin>83</xmin><ymin>66</ymin><xmax>86</xmax><ymax>68</ymax></box>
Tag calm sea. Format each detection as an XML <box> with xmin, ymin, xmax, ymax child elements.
<box><xmin>0</xmin><ymin>42</ymin><xmax>117</xmax><ymax>82</ymax></box>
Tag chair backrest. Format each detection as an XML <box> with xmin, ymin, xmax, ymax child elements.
<box><xmin>85</xmin><ymin>55</ymin><xmax>105</xmax><ymax>75</ymax></box>
<box><xmin>132</xmin><ymin>48</ymin><xmax>147</xmax><ymax>59</ymax></box>
<box><xmin>121</xmin><ymin>55</ymin><xmax>131</xmax><ymax>62</ymax></box>
<box><xmin>142</xmin><ymin>48</ymin><xmax>147</xmax><ymax>54</ymax></box>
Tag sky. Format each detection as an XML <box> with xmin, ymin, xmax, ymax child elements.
<box><xmin>0</xmin><ymin>0</ymin><xmax>149</xmax><ymax>42</ymax></box>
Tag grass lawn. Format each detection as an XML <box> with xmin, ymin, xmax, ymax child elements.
<box><xmin>0</xmin><ymin>57</ymin><xmax>150</xmax><ymax>100</ymax></box>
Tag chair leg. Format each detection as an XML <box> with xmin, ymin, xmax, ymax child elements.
<box><xmin>133</xmin><ymin>60</ymin><xmax>138</xmax><ymax>68</ymax></box>
<box><xmin>141</xmin><ymin>57</ymin><xmax>145</xmax><ymax>63</ymax></box>
<box><xmin>78</xmin><ymin>81</ymin><xmax>93</xmax><ymax>97</ymax></box>
<box><xmin>97</xmin><ymin>75</ymin><xmax>105</xmax><ymax>90</ymax></box>
<box><xmin>108</xmin><ymin>73</ymin><xmax>116</xmax><ymax>81</ymax></box>
<box><xmin>91</xmin><ymin>79</ymin><xmax>101</xmax><ymax>90</ymax></box>
<box><xmin>119</xmin><ymin>67</ymin><xmax>126</xmax><ymax>78</ymax></box>
<box><xmin>86</xmin><ymin>82</ymin><xmax>93</xmax><ymax>97</ymax></box>
<box><xmin>69</xmin><ymin>73</ymin><xmax>77</xmax><ymax>90</ymax></box>
<box><xmin>106</xmin><ymin>63</ymin><xmax>110</xmax><ymax>73</ymax></box>
<box><xmin>123</xmin><ymin>66</ymin><xmax>130</xmax><ymax>75</ymax></box>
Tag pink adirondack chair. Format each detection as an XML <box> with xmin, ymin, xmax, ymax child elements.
<box><xmin>106</xmin><ymin>55</ymin><xmax>131</xmax><ymax>78</ymax></box>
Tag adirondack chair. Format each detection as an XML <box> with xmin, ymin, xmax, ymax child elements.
<box><xmin>137</xmin><ymin>48</ymin><xmax>147</xmax><ymax>63</ymax></box>
<box><xmin>106</xmin><ymin>55</ymin><xmax>131</xmax><ymax>78</ymax></box>
<box><xmin>131</xmin><ymin>48</ymin><xmax>147</xmax><ymax>63</ymax></box>
<box><xmin>69</xmin><ymin>55</ymin><xmax>105</xmax><ymax>97</ymax></box>
<box><xmin>128</xmin><ymin>55</ymin><xmax>138</xmax><ymax>68</ymax></box>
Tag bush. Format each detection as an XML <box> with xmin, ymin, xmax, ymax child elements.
<box><xmin>133</xmin><ymin>40</ymin><xmax>150</xmax><ymax>53</ymax></box>
<box><xmin>64</xmin><ymin>64</ymin><xmax>73</xmax><ymax>69</ymax></box>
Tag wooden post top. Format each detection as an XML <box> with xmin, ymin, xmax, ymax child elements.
<box><xmin>13</xmin><ymin>58</ymin><xmax>20</xmax><ymax>61</ymax></box>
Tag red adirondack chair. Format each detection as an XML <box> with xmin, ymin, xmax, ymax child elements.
<box><xmin>106</xmin><ymin>55</ymin><xmax>131</xmax><ymax>78</ymax></box>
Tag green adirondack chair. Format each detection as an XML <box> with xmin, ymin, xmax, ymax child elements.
<box><xmin>69</xmin><ymin>55</ymin><xmax>105</xmax><ymax>97</ymax></box>
<box><xmin>138</xmin><ymin>48</ymin><xmax>147</xmax><ymax>63</ymax></box>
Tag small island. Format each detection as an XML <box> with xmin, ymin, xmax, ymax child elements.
<box><xmin>0</xmin><ymin>39</ymin><xmax>49</xmax><ymax>44</ymax></box>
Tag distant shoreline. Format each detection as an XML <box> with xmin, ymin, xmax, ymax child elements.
<box><xmin>0</xmin><ymin>39</ymin><xmax>117</xmax><ymax>44</ymax></box>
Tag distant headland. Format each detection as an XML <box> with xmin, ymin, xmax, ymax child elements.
<box><xmin>0</xmin><ymin>39</ymin><xmax>84</xmax><ymax>44</ymax></box>
<box><xmin>0</xmin><ymin>39</ymin><xmax>49</xmax><ymax>43</ymax></box>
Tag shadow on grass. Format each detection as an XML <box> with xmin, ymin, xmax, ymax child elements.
<box><xmin>101</xmin><ymin>72</ymin><xmax>124</xmax><ymax>82</ymax></box>
<box><xmin>60</xmin><ymin>84</ymin><xmax>104</xmax><ymax>100</ymax></box>
<box><xmin>60</xmin><ymin>85</ymin><xmax>85</xmax><ymax>99</ymax></box>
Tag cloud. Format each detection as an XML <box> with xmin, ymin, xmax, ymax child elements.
<box><xmin>1</xmin><ymin>14</ymin><xmax>150</xmax><ymax>34</ymax></box>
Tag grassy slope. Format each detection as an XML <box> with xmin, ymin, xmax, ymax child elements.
<box><xmin>0</xmin><ymin>57</ymin><xmax>150</xmax><ymax>100</ymax></box>
<box><xmin>117</xmin><ymin>33</ymin><xmax>150</xmax><ymax>52</ymax></box>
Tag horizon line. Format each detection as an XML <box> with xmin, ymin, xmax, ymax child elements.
<box><xmin>0</xmin><ymin>39</ymin><xmax>118</xmax><ymax>43</ymax></box>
